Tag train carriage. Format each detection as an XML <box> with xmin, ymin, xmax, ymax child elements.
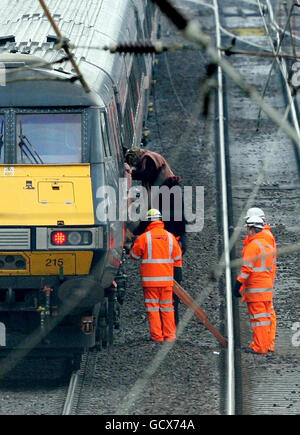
<box><xmin>0</xmin><ymin>0</ymin><xmax>158</xmax><ymax>361</ymax></box>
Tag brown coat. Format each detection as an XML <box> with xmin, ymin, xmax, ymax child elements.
<box><xmin>132</xmin><ymin>150</ymin><xmax>179</xmax><ymax>191</ymax></box>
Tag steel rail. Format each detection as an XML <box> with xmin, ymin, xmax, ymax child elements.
<box><xmin>212</xmin><ymin>0</ymin><xmax>235</xmax><ymax>416</ymax></box>
<box><xmin>62</xmin><ymin>371</ymin><xmax>79</xmax><ymax>415</ymax></box>
<box><xmin>62</xmin><ymin>349</ymin><xmax>98</xmax><ymax>415</ymax></box>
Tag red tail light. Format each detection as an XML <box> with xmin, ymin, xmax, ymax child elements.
<box><xmin>52</xmin><ymin>231</ymin><xmax>67</xmax><ymax>245</ymax></box>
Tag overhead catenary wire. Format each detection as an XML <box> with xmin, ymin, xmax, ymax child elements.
<box><xmin>4</xmin><ymin>17</ymin><xmax>299</xmax><ymax>80</ymax></box>
<box><xmin>213</xmin><ymin>0</ymin><xmax>300</xmax><ymax>274</ymax></box>
<box><xmin>263</xmin><ymin>0</ymin><xmax>300</xmax><ymax>140</ymax></box>
<box><xmin>256</xmin><ymin>0</ymin><xmax>296</xmax><ymax>130</ymax></box>
<box><xmin>2</xmin><ymin>56</ymin><xmax>82</xmax><ymax>85</ymax></box>
<box><xmin>105</xmin><ymin>41</ymin><xmax>300</xmax><ymax>59</ymax></box>
<box><xmin>5</xmin><ymin>76</ymin><xmax>80</xmax><ymax>85</ymax></box>
<box><xmin>150</xmin><ymin>0</ymin><xmax>300</xmax><ymax>156</ymax></box>
<box><xmin>3</xmin><ymin>56</ymin><xmax>70</xmax><ymax>76</ymax></box>
<box><xmin>5</xmin><ymin>41</ymin><xmax>300</xmax><ymax>85</ymax></box>
<box><xmin>284</xmin><ymin>1</ymin><xmax>297</xmax><ymax>58</ymax></box>
<box><xmin>214</xmin><ymin>100</ymin><xmax>294</xmax><ymax>276</ymax></box>
<box><xmin>221</xmin><ymin>47</ymin><xmax>300</xmax><ymax>60</ymax></box>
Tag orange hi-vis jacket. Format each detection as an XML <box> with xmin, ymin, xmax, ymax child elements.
<box><xmin>130</xmin><ymin>220</ymin><xmax>182</xmax><ymax>287</ymax></box>
<box><xmin>243</xmin><ymin>224</ymin><xmax>277</xmax><ymax>282</ymax></box>
<box><xmin>237</xmin><ymin>231</ymin><xmax>275</xmax><ymax>302</ymax></box>
<box><xmin>262</xmin><ymin>224</ymin><xmax>277</xmax><ymax>282</ymax></box>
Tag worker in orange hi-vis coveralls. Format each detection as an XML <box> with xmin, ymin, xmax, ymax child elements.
<box><xmin>129</xmin><ymin>209</ymin><xmax>182</xmax><ymax>343</ymax></box>
<box><xmin>243</xmin><ymin>208</ymin><xmax>277</xmax><ymax>352</ymax></box>
<box><xmin>233</xmin><ymin>216</ymin><xmax>275</xmax><ymax>354</ymax></box>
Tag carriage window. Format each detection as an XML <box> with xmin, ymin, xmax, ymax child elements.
<box><xmin>100</xmin><ymin>112</ymin><xmax>111</xmax><ymax>157</ymax></box>
<box><xmin>0</xmin><ymin>115</ymin><xmax>4</xmax><ymax>163</ymax></box>
<box><xmin>16</xmin><ymin>113</ymin><xmax>82</xmax><ymax>164</ymax></box>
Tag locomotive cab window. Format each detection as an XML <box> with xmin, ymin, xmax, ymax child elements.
<box><xmin>0</xmin><ymin>115</ymin><xmax>4</xmax><ymax>163</ymax></box>
<box><xmin>16</xmin><ymin>113</ymin><xmax>82</xmax><ymax>164</ymax></box>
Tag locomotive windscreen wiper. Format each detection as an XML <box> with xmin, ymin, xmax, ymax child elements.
<box><xmin>18</xmin><ymin>121</ymin><xmax>44</xmax><ymax>164</ymax></box>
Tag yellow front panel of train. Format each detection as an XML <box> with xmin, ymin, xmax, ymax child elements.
<box><xmin>32</xmin><ymin>252</ymin><xmax>76</xmax><ymax>275</ymax></box>
<box><xmin>0</xmin><ymin>251</ymin><xmax>93</xmax><ymax>276</ymax></box>
<box><xmin>0</xmin><ymin>165</ymin><xmax>95</xmax><ymax>226</ymax></box>
<box><xmin>38</xmin><ymin>181</ymin><xmax>74</xmax><ymax>204</ymax></box>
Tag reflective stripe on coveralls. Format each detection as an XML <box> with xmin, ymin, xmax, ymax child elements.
<box><xmin>252</xmin><ymin>225</ymin><xmax>277</xmax><ymax>350</ymax></box>
<box><xmin>237</xmin><ymin>232</ymin><xmax>274</xmax><ymax>302</ymax></box>
<box><xmin>247</xmin><ymin>301</ymin><xmax>273</xmax><ymax>353</ymax></box>
<box><xmin>241</xmin><ymin>225</ymin><xmax>277</xmax><ymax>351</ymax></box>
<box><xmin>261</xmin><ymin>225</ymin><xmax>277</xmax><ymax>351</ymax></box>
<box><xmin>143</xmin><ymin>286</ymin><xmax>176</xmax><ymax>342</ymax></box>
<box><xmin>130</xmin><ymin>220</ymin><xmax>182</xmax><ymax>342</ymax></box>
<box><xmin>237</xmin><ymin>231</ymin><xmax>275</xmax><ymax>353</ymax></box>
<box><xmin>130</xmin><ymin>221</ymin><xmax>182</xmax><ymax>287</ymax></box>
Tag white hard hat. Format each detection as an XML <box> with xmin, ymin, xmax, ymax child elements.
<box><xmin>245</xmin><ymin>216</ymin><xmax>264</xmax><ymax>229</ymax></box>
<box><xmin>146</xmin><ymin>208</ymin><xmax>162</xmax><ymax>221</ymax></box>
<box><xmin>244</xmin><ymin>207</ymin><xmax>265</xmax><ymax>221</ymax></box>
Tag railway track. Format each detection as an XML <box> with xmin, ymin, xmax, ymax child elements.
<box><xmin>215</xmin><ymin>0</ymin><xmax>300</xmax><ymax>415</ymax></box>
<box><xmin>62</xmin><ymin>350</ymin><xmax>98</xmax><ymax>415</ymax></box>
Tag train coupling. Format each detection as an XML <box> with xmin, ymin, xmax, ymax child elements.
<box><xmin>81</xmin><ymin>316</ymin><xmax>95</xmax><ymax>335</ymax></box>
<box><xmin>115</xmin><ymin>251</ymin><xmax>127</xmax><ymax>305</ymax></box>
<box><xmin>37</xmin><ymin>285</ymin><xmax>54</xmax><ymax>330</ymax></box>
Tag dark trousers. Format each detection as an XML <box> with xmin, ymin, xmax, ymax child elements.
<box><xmin>173</xmin><ymin>293</ymin><xmax>180</xmax><ymax>326</ymax></box>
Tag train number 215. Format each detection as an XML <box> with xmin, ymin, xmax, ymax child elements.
<box><xmin>45</xmin><ymin>258</ymin><xmax>64</xmax><ymax>267</ymax></box>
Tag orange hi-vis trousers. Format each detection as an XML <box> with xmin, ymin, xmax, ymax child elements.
<box><xmin>270</xmin><ymin>303</ymin><xmax>277</xmax><ymax>352</ymax></box>
<box><xmin>143</xmin><ymin>286</ymin><xmax>176</xmax><ymax>342</ymax></box>
<box><xmin>247</xmin><ymin>301</ymin><xmax>272</xmax><ymax>354</ymax></box>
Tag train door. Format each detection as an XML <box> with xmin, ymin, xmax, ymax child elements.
<box><xmin>100</xmin><ymin>110</ymin><xmax>119</xmax><ymax>192</ymax></box>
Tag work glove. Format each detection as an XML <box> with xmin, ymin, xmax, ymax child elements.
<box><xmin>233</xmin><ymin>280</ymin><xmax>242</xmax><ymax>298</ymax></box>
<box><xmin>178</xmin><ymin>233</ymin><xmax>187</xmax><ymax>255</ymax></box>
<box><xmin>174</xmin><ymin>266</ymin><xmax>182</xmax><ymax>284</ymax></box>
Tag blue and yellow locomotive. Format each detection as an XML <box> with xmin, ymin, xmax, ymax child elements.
<box><xmin>0</xmin><ymin>0</ymin><xmax>158</xmax><ymax>362</ymax></box>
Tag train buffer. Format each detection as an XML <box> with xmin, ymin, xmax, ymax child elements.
<box><xmin>173</xmin><ymin>280</ymin><xmax>228</xmax><ymax>348</ymax></box>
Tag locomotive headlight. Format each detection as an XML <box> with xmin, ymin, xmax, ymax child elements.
<box><xmin>39</xmin><ymin>227</ymin><xmax>101</xmax><ymax>250</ymax></box>
<box><xmin>49</xmin><ymin>229</ymin><xmax>93</xmax><ymax>248</ymax></box>
<box><xmin>52</xmin><ymin>231</ymin><xmax>67</xmax><ymax>245</ymax></box>
<box><xmin>67</xmin><ymin>231</ymin><xmax>82</xmax><ymax>245</ymax></box>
